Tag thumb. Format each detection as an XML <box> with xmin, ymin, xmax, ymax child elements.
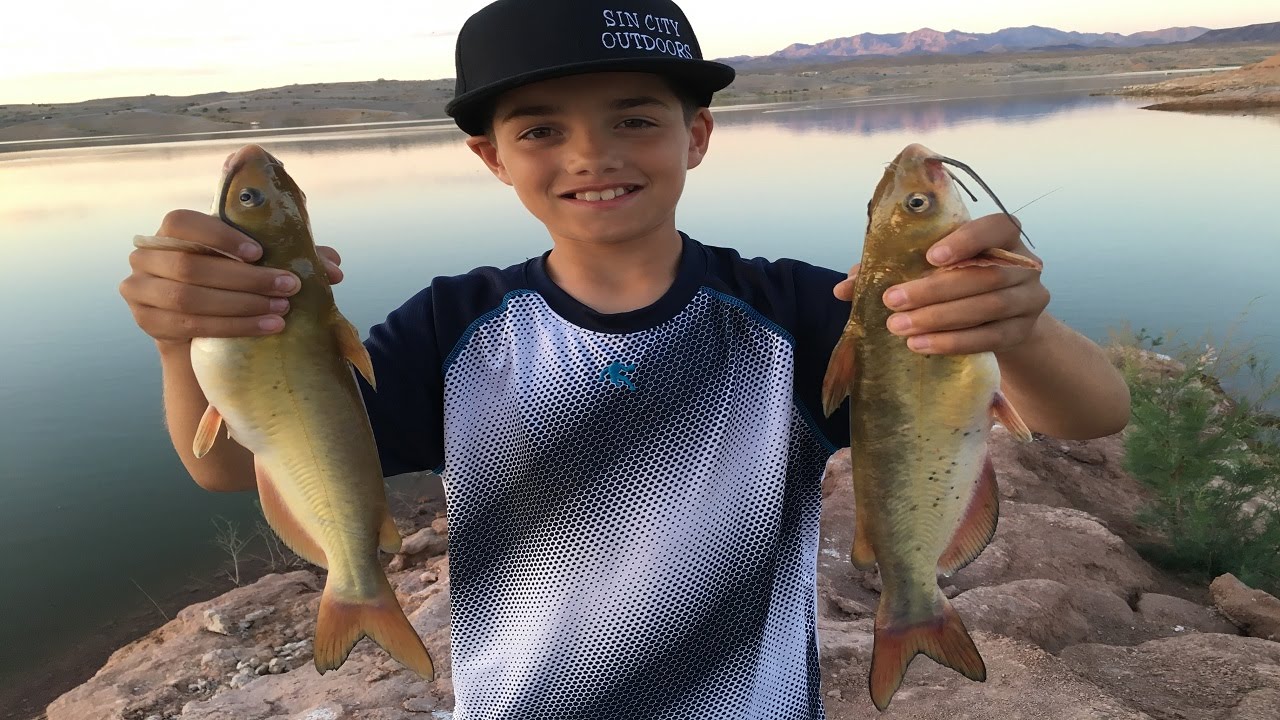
<box><xmin>833</xmin><ymin>263</ymin><xmax>859</xmax><ymax>301</ymax></box>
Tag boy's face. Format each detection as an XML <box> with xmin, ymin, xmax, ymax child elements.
<box><xmin>466</xmin><ymin>72</ymin><xmax>712</xmax><ymax>248</ymax></box>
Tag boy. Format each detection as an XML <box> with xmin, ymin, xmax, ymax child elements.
<box><xmin>119</xmin><ymin>0</ymin><xmax>1130</xmax><ymax>717</ymax></box>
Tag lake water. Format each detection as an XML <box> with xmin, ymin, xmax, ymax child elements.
<box><xmin>2</xmin><ymin>82</ymin><xmax>1278</xmax><ymax>713</ymax></box>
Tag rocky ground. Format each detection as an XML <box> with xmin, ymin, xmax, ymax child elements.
<box><xmin>1110</xmin><ymin>51</ymin><xmax>1280</xmax><ymax>110</ymax></box>
<box><xmin>43</xmin><ymin>413</ymin><xmax>1280</xmax><ymax>719</ymax></box>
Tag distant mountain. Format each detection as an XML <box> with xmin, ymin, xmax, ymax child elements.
<box><xmin>718</xmin><ymin>24</ymin><xmax>1212</xmax><ymax>70</ymax></box>
<box><xmin>1190</xmin><ymin>22</ymin><xmax>1280</xmax><ymax>44</ymax></box>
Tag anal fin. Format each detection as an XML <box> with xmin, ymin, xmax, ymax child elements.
<box><xmin>937</xmin><ymin>452</ymin><xmax>999</xmax><ymax>576</ymax></box>
<box><xmin>334</xmin><ymin>310</ymin><xmax>376</xmax><ymax>389</ymax></box>
<box><xmin>193</xmin><ymin>405</ymin><xmax>223</xmax><ymax>458</ymax></box>
<box><xmin>255</xmin><ymin>458</ymin><xmax>328</xmax><ymax>569</ymax></box>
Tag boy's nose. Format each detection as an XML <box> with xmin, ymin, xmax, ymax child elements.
<box><xmin>564</xmin><ymin>129</ymin><xmax>623</xmax><ymax>175</ymax></box>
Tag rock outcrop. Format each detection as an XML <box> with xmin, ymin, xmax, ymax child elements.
<box><xmin>1114</xmin><ymin>52</ymin><xmax>1280</xmax><ymax>111</ymax></box>
<box><xmin>48</xmin><ymin>426</ymin><xmax>1280</xmax><ymax>719</ymax></box>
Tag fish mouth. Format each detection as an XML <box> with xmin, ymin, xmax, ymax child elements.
<box><xmin>222</xmin><ymin>144</ymin><xmax>283</xmax><ymax>176</ymax></box>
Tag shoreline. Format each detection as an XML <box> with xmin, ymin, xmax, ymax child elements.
<box><xmin>3</xmin><ymin>42</ymin><xmax>1278</xmax><ymax>157</ymax></box>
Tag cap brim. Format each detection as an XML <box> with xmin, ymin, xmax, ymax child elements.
<box><xmin>446</xmin><ymin>58</ymin><xmax>736</xmax><ymax>135</ymax></box>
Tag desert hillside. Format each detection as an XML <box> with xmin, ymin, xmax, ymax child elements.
<box><xmin>3</xmin><ymin>43</ymin><xmax>1277</xmax><ymax>152</ymax></box>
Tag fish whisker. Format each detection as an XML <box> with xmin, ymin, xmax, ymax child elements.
<box><xmin>944</xmin><ymin>168</ymin><xmax>980</xmax><ymax>203</ymax></box>
<box><xmin>936</xmin><ymin>156</ymin><xmax>1034</xmax><ymax>248</ymax></box>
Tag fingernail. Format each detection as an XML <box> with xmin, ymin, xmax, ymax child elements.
<box><xmin>927</xmin><ymin>247</ymin><xmax>952</xmax><ymax>264</ymax></box>
<box><xmin>885</xmin><ymin>289</ymin><xmax>907</xmax><ymax>308</ymax></box>
<box><xmin>887</xmin><ymin>314</ymin><xmax>911</xmax><ymax>332</ymax></box>
<box><xmin>238</xmin><ymin>242</ymin><xmax>262</xmax><ymax>261</ymax></box>
<box><xmin>269</xmin><ymin>298</ymin><xmax>289</xmax><ymax>314</ymax></box>
<box><xmin>258</xmin><ymin>316</ymin><xmax>284</xmax><ymax>332</ymax></box>
<box><xmin>274</xmin><ymin>274</ymin><xmax>299</xmax><ymax>293</ymax></box>
<box><xmin>908</xmin><ymin>336</ymin><xmax>931</xmax><ymax>351</ymax></box>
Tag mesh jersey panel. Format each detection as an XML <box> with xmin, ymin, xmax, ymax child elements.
<box><xmin>441</xmin><ymin>289</ymin><xmax>833</xmax><ymax>720</ymax></box>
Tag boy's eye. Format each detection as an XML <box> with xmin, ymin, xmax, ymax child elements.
<box><xmin>518</xmin><ymin>127</ymin><xmax>555</xmax><ymax>140</ymax></box>
<box><xmin>619</xmin><ymin>118</ymin><xmax>655</xmax><ymax>129</ymax></box>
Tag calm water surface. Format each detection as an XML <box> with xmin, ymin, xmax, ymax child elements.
<box><xmin>1</xmin><ymin>86</ymin><xmax>1278</xmax><ymax>703</ymax></box>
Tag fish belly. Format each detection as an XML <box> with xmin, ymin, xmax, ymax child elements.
<box><xmin>190</xmin><ymin>334</ymin><xmax>387</xmax><ymax>599</ymax></box>
<box><xmin>854</xmin><ymin>349</ymin><xmax>999</xmax><ymax>616</ymax></box>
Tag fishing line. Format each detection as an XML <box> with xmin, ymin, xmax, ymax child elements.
<box><xmin>1011</xmin><ymin>187</ymin><xmax>1062</xmax><ymax>215</ymax></box>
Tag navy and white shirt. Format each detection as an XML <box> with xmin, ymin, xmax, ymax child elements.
<box><xmin>360</xmin><ymin>232</ymin><xmax>851</xmax><ymax>720</ymax></box>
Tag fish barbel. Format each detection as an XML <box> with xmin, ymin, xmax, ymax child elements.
<box><xmin>133</xmin><ymin>144</ymin><xmax>435</xmax><ymax>680</ymax></box>
<box><xmin>821</xmin><ymin>143</ymin><xmax>1040</xmax><ymax>710</ymax></box>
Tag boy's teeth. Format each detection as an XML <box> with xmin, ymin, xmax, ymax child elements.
<box><xmin>575</xmin><ymin>187</ymin><xmax>631</xmax><ymax>201</ymax></box>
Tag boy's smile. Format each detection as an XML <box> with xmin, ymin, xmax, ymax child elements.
<box><xmin>466</xmin><ymin>72</ymin><xmax>712</xmax><ymax>250</ymax></box>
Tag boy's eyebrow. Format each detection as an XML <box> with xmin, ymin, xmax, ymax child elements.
<box><xmin>498</xmin><ymin>96</ymin><xmax>672</xmax><ymax>125</ymax></box>
<box><xmin>611</xmin><ymin>95</ymin><xmax>670</xmax><ymax>111</ymax></box>
<box><xmin>498</xmin><ymin>104</ymin><xmax>558</xmax><ymax>124</ymax></box>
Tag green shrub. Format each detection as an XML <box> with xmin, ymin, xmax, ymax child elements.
<box><xmin>1117</xmin><ymin>328</ymin><xmax>1280</xmax><ymax>593</ymax></box>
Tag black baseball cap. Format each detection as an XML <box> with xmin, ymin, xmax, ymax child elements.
<box><xmin>446</xmin><ymin>0</ymin><xmax>736</xmax><ymax>135</ymax></box>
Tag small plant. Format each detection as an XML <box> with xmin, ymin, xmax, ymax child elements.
<box><xmin>1117</xmin><ymin>326</ymin><xmax>1280</xmax><ymax>594</ymax></box>
<box><xmin>211</xmin><ymin>516</ymin><xmax>251</xmax><ymax>586</ymax></box>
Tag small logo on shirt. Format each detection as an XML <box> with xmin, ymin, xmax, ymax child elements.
<box><xmin>599</xmin><ymin>361</ymin><xmax>638</xmax><ymax>392</ymax></box>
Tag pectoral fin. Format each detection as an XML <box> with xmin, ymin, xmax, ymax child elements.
<box><xmin>937</xmin><ymin>247</ymin><xmax>1043</xmax><ymax>272</ymax></box>
<box><xmin>132</xmin><ymin>234</ymin><xmax>243</xmax><ymax>260</ymax></box>
<box><xmin>193</xmin><ymin>404</ymin><xmax>223</xmax><ymax>458</ymax></box>
<box><xmin>992</xmin><ymin>391</ymin><xmax>1033</xmax><ymax>442</ymax></box>
<box><xmin>333</xmin><ymin>310</ymin><xmax>375</xmax><ymax>389</ymax></box>
<box><xmin>821</xmin><ymin>327</ymin><xmax>859</xmax><ymax>417</ymax></box>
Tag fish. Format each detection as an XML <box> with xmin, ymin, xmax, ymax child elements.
<box><xmin>820</xmin><ymin>143</ymin><xmax>1041</xmax><ymax>710</ymax></box>
<box><xmin>133</xmin><ymin>144</ymin><xmax>435</xmax><ymax>681</ymax></box>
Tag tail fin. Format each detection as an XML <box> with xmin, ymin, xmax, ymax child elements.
<box><xmin>868</xmin><ymin>593</ymin><xmax>985</xmax><ymax>711</ymax></box>
<box><xmin>313</xmin><ymin>575</ymin><xmax>435</xmax><ymax>681</ymax></box>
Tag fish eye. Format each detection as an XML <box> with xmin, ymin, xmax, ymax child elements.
<box><xmin>904</xmin><ymin>193</ymin><xmax>931</xmax><ymax>213</ymax></box>
<box><xmin>239</xmin><ymin>188</ymin><xmax>265</xmax><ymax>208</ymax></box>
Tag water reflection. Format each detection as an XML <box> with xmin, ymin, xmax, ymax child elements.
<box><xmin>716</xmin><ymin>91</ymin><xmax>1129</xmax><ymax>136</ymax></box>
<box><xmin>1</xmin><ymin>87</ymin><xmax>1278</xmax><ymax>707</ymax></box>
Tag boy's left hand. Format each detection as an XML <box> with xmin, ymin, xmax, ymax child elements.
<box><xmin>832</xmin><ymin>213</ymin><xmax>1049</xmax><ymax>355</ymax></box>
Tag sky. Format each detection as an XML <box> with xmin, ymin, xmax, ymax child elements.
<box><xmin>2</xmin><ymin>0</ymin><xmax>1275</xmax><ymax>105</ymax></box>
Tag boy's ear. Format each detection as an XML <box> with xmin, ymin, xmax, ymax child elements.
<box><xmin>686</xmin><ymin>108</ymin><xmax>714</xmax><ymax>170</ymax></box>
<box><xmin>466</xmin><ymin>135</ymin><xmax>513</xmax><ymax>186</ymax></box>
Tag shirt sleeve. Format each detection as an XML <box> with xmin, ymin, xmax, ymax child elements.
<box><xmin>358</xmin><ymin>287</ymin><xmax>445</xmax><ymax>476</ymax></box>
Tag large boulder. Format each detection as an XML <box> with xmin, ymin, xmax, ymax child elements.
<box><xmin>1061</xmin><ymin>633</ymin><xmax>1280</xmax><ymax>720</ymax></box>
<box><xmin>1210</xmin><ymin>573</ymin><xmax>1280</xmax><ymax>642</ymax></box>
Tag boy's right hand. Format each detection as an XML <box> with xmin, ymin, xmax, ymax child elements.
<box><xmin>120</xmin><ymin>209</ymin><xmax>344</xmax><ymax>346</ymax></box>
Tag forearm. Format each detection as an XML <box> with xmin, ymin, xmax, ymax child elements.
<box><xmin>995</xmin><ymin>314</ymin><xmax>1131</xmax><ymax>440</ymax></box>
<box><xmin>157</xmin><ymin>342</ymin><xmax>256</xmax><ymax>492</ymax></box>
